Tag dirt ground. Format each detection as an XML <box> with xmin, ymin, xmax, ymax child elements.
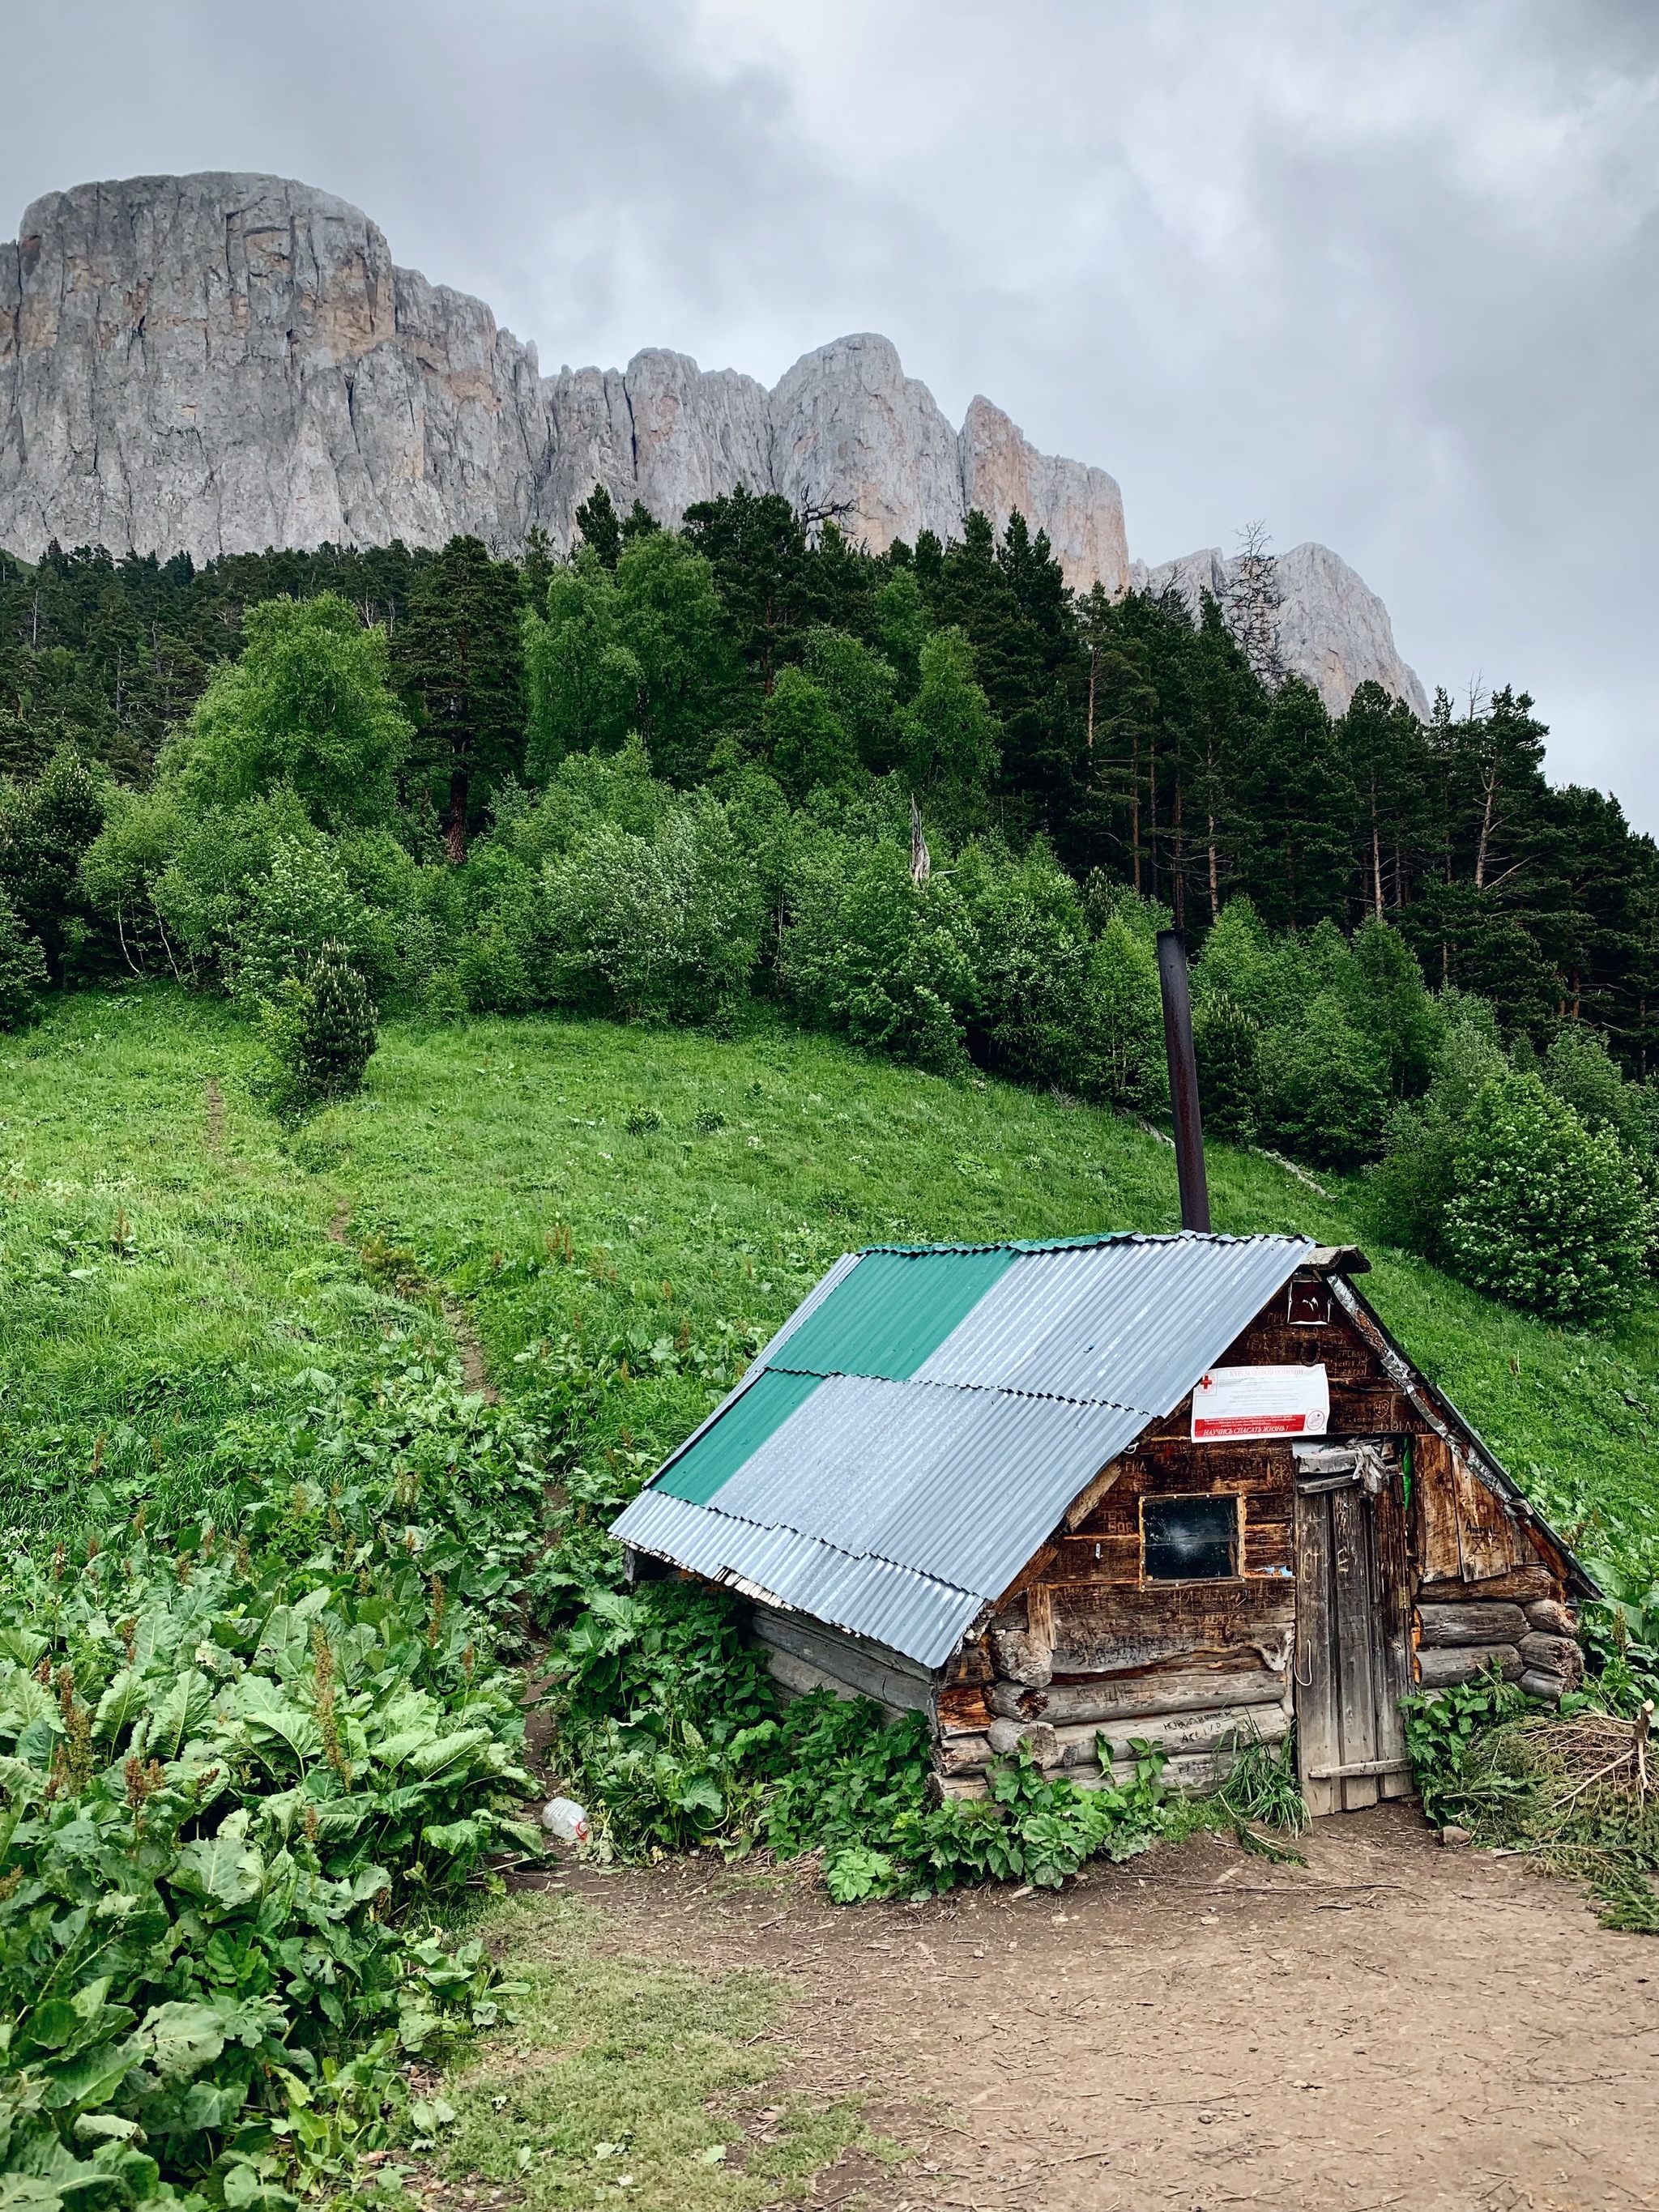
<box><xmin>531</xmin><ymin>1803</ymin><xmax>1659</xmax><ymax>2212</ymax></box>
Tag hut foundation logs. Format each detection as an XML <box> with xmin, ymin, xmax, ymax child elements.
<box><xmin>936</xmin><ymin>1664</ymin><xmax>1294</xmax><ymax>1794</ymax></box>
<box><xmin>1412</xmin><ymin>1596</ymin><xmax>1583</xmax><ymax>1703</ymax></box>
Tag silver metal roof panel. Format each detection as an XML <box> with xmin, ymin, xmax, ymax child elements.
<box><xmin>707</xmin><ymin>1371</ymin><xmax>1145</xmax><ymax>1595</ymax></box>
<box><xmin>613</xmin><ymin>1486</ymin><xmax>980</xmax><ymax>1669</ymax></box>
<box><xmin>912</xmin><ymin>1234</ymin><xmax>1311</xmax><ymax>1410</ymax></box>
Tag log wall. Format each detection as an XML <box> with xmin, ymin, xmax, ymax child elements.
<box><xmin>930</xmin><ymin>1269</ymin><xmax>1587</xmax><ymax>1799</ymax></box>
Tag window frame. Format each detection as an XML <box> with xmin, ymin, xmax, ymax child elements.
<box><xmin>1139</xmin><ymin>1489</ymin><xmax>1243</xmax><ymax>1585</ymax></box>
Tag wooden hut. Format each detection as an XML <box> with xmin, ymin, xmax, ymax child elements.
<box><xmin>612</xmin><ymin>1233</ymin><xmax>1594</xmax><ymax>1814</ymax></box>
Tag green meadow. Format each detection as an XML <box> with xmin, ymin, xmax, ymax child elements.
<box><xmin>4</xmin><ymin>983</ymin><xmax>1657</xmax><ymax>1573</ymax></box>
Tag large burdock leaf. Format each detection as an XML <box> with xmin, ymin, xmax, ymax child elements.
<box><xmin>138</xmin><ymin>2001</ymin><xmax>227</xmax><ymax>2078</ymax></box>
<box><xmin>172</xmin><ymin>1811</ymin><xmax>266</xmax><ymax>1910</ymax></box>
<box><xmin>92</xmin><ymin>1669</ymin><xmax>149</xmax><ymax>1745</ymax></box>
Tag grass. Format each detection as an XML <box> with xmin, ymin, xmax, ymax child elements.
<box><xmin>5</xmin><ymin>982</ymin><xmax>1658</xmax><ymax>2190</ymax></box>
<box><xmin>429</xmin><ymin>1890</ymin><xmax>898</xmax><ymax>2210</ymax></box>
<box><xmin>4</xmin><ymin>982</ymin><xmax>1658</xmax><ymax>1568</ymax></box>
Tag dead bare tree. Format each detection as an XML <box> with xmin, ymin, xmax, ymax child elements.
<box><xmin>1222</xmin><ymin>522</ymin><xmax>1285</xmax><ymax>689</ymax></box>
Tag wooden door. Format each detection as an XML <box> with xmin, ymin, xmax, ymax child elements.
<box><xmin>1294</xmin><ymin>1469</ymin><xmax>1414</xmax><ymax>1814</ymax></box>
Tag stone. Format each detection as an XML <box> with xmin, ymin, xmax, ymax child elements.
<box><xmin>0</xmin><ymin>168</ymin><xmax>1414</xmax><ymax>697</ymax></box>
<box><xmin>1130</xmin><ymin>540</ymin><xmax>1428</xmax><ymax>718</ymax></box>
<box><xmin>769</xmin><ymin>332</ymin><xmax>966</xmax><ymax>553</ymax></box>
<box><xmin>0</xmin><ymin>173</ymin><xmax>548</xmax><ymax>560</ymax></box>
<box><xmin>959</xmin><ymin>394</ymin><xmax>1128</xmax><ymax>595</ymax></box>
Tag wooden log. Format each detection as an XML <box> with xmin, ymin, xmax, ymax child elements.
<box><xmin>936</xmin><ymin>1683</ymin><xmax>992</xmax><ymax>1737</ymax></box>
<box><xmin>763</xmin><ymin>1644</ymin><xmax>913</xmax><ymax>1721</ymax></box>
<box><xmin>1062</xmin><ymin>1460</ymin><xmax>1125</xmax><ymax>1531</ymax></box>
<box><xmin>935</xmin><ymin>1748</ymin><xmax>1247</xmax><ymax>1801</ymax></box>
<box><xmin>987</xmin><ymin>1718</ymin><xmax>1060</xmax><ymax>1764</ymax></box>
<box><xmin>1067</xmin><ymin>1701</ymin><xmax>1291</xmax><ymax>1767</ymax></box>
<box><xmin>1416</xmin><ymin>1643</ymin><xmax>1523</xmax><ymax>1688</ymax></box>
<box><xmin>750</xmin><ymin>1608</ymin><xmax>935</xmax><ymax>1714</ymax></box>
<box><xmin>989</xmin><ymin>1626</ymin><xmax>1054</xmax><ymax>1688</ymax></box>
<box><xmin>1416</xmin><ymin>1601</ymin><xmax>1529</xmax><ymax>1647</ymax></box>
<box><xmin>936</xmin><ymin>1731</ymin><xmax>993</xmax><ymax>1774</ymax></box>
<box><xmin>1038</xmin><ymin>1583</ymin><xmax>1295</xmax><ymax>1677</ymax></box>
<box><xmin>1051</xmin><ymin>1533</ymin><xmax>1142</xmax><ymax>1583</ymax></box>
<box><xmin>1518</xmin><ymin>1630</ymin><xmax>1582</xmax><ymax>1680</ymax></box>
<box><xmin>1520</xmin><ymin>1667</ymin><xmax>1569</xmax><ymax>1704</ymax></box>
<box><xmin>944</xmin><ymin>1636</ymin><xmax>995</xmax><ymax>1686</ymax></box>
<box><xmin>987</xmin><ymin>1667</ymin><xmax>1288</xmax><ymax>1728</ymax></box>
<box><xmin>1525</xmin><ymin>1598</ymin><xmax>1578</xmax><ymax>1638</ymax></box>
<box><xmin>1418</xmin><ymin>1564</ymin><xmax>1556</xmax><ymax>1605</ymax></box>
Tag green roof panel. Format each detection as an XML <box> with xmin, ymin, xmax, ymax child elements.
<box><xmin>774</xmin><ymin>1247</ymin><xmax>1019</xmax><ymax>1382</ymax></box>
<box><xmin>654</xmin><ymin>1366</ymin><xmax>824</xmax><ymax>1506</ymax></box>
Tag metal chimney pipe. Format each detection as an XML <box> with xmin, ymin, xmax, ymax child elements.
<box><xmin>1156</xmin><ymin>928</ymin><xmax>1211</xmax><ymax>1234</ymax></box>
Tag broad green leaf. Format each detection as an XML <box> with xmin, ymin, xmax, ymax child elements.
<box><xmin>407</xmin><ymin>1727</ymin><xmax>490</xmax><ymax>1777</ymax></box>
<box><xmin>138</xmin><ymin>2001</ymin><xmax>226</xmax><ymax>2079</ymax></box>
<box><xmin>172</xmin><ymin>1830</ymin><xmax>265</xmax><ymax>1910</ymax></box>
<box><xmin>91</xmin><ymin>1671</ymin><xmax>149</xmax><ymax>1745</ymax></box>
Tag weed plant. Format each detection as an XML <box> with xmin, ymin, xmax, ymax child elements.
<box><xmin>1403</xmin><ymin>1667</ymin><xmax>1659</xmax><ymax>1931</ymax></box>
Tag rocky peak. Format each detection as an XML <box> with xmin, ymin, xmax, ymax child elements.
<box><xmin>0</xmin><ymin>170</ymin><xmax>1422</xmax><ymax>715</ymax></box>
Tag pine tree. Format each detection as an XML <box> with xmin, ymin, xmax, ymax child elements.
<box><xmin>397</xmin><ymin>536</ymin><xmax>526</xmax><ymax>860</ymax></box>
<box><xmin>574</xmin><ymin>487</ymin><xmax>622</xmax><ymax>570</ymax></box>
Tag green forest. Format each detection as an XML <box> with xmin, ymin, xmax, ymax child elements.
<box><xmin>4</xmin><ymin>494</ymin><xmax>1659</xmax><ymax>2207</ymax></box>
<box><xmin>2</xmin><ymin>489</ymin><xmax>1658</xmax><ymax>1325</ymax></box>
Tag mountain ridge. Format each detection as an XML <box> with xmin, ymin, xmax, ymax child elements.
<box><xmin>0</xmin><ymin>170</ymin><xmax>1424</xmax><ymax>715</ymax></box>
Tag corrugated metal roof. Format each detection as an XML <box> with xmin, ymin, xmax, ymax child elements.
<box><xmin>913</xmin><ymin>1234</ymin><xmax>1313</xmax><ymax>1411</ymax></box>
<box><xmin>655</xmin><ymin>1367</ymin><xmax>824</xmax><ymax>1504</ymax></box>
<box><xmin>616</xmin><ymin>1486</ymin><xmax>983</xmax><ymax>1669</ymax></box>
<box><xmin>612</xmin><ymin>1230</ymin><xmax>1314</xmax><ymax>1669</ymax></box>
<box><xmin>774</xmin><ymin>1246</ymin><xmax>1020</xmax><ymax>1380</ymax></box>
<box><xmin>705</xmin><ymin>1371</ymin><xmax>1146</xmax><ymax>1592</ymax></box>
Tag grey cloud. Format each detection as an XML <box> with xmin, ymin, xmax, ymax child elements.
<box><xmin>1</xmin><ymin>0</ymin><xmax>1653</xmax><ymax>818</ymax></box>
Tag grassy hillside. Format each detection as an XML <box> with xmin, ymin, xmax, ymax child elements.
<box><xmin>3</xmin><ymin>984</ymin><xmax>1657</xmax><ymax>1576</ymax></box>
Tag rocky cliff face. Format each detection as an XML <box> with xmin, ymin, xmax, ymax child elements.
<box><xmin>0</xmin><ymin>172</ymin><xmax>1128</xmax><ymax>593</ymax></box>
<box><xmin>1129</xmin><ymin>542</ymin><xmax>1430</xmax><ymax>719</ymax></box>
<box><xmin>0</xmin><ymin>171</ymin><xmax>1422</xmax><ymax>714</ymax></box>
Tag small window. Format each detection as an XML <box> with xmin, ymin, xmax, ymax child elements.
<box><xmin>1287</xmin><ymin>1277</ymin><xmax>1331</xmax><ymax>1326</ymax></box>
<box><xmin>1142</xmin><ymin>1493</ymin><xmax>1238</xmax><ymax>1582</ymax></box>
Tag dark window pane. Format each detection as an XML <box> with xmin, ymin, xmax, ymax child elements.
<box><xmin>1143</xmin><ymin>1494</ymin><xmax>1237</xmax><ymax>1581</ymax></box>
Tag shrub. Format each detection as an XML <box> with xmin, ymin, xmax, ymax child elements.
<box><xmin>542</xmin><ymin>791</ymin><xmax>761</xmax><ymax>1021</ymax></box>
<box><xmin>962</xmin><ymin>843</ymin><xmax>1092</xmax><ymax>1090</ymax></box>
<box><xmin>0</xmin><ymin>885</ymin><xmax>48</xmax><ymax>1027</ymax></box>
<box><xmin>232</xmin><ymin>833</ymin><xmax>388</xmax><ymax>1004</ymax></box>
<box><xmin>1369</xmin><ymin>992</ymin><xmax>1515</xmax><ymax>1256</ymax></box>
<box><xmin>1261</xmin><ymin>990</ymin><xmax>1390</xmax><ymax>1166</ymax></box>
<box><xmin>1444</xmin><ymin>1073</ymin><xmax>1653</xmax><ymax>1323</ymax></box>
<box><xmin>763</xmin><ymin>665</ymin><xmax>859</xmax><ymax>799</ymax></box>
<box><xmin>258</xmin><ymin>940</ymin><xmax>378</xmax><ymax>1121</ymax></box>
<box><xmin>1193</xmin><ymin>989</ymin><xmax>1260</xmax><ymax>1139</ymax></box>
<box><xmin>164</xmin><ymin>594</ymin><xmax>411</xmax><ymax>831</ymax></box>
<box><xmin>0</xmin><ymin>747</ymin><xmax>106</xmax><ymax>978</ymax></box>
<box><xmin>785</xmin><ymin>835</ymin><xmax>976</xmax><ymax>1075</ymax></box>
<box><xmin>1085</xmin><ymin>912</ymin><xmax>1169</xmax><ymax>1114</ymax></box>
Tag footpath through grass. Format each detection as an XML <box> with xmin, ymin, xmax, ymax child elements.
<box><xmin>4</xmin><ymin>983</ymin><xmax>1657</xmax><ymax>1569</ymax></box>
<box><xmin>3</xmin><ymin>985</ymin><xmax>1659</xmax><ymax>2207</ymax></box>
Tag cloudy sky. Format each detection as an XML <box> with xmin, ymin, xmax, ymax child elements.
<box><xmin>5</xmin><ymin>2</ymin><xmax>1657</xmax><ymax>821</ymax></box>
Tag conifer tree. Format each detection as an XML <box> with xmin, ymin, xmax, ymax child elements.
<box><xmin>398</xmin><ymin>536</ymin><xmax>526</xmax><ymax>860</ymax></box>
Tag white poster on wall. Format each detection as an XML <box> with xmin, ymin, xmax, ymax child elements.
<box><xmin>1191</xmin><ymin>1363</ymin><xmax>1329</xmax><ymax>1442</ymax></box>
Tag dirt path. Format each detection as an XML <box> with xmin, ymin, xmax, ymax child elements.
<box><xmin>541</xmin><ymin>1805</ymin><xmax>1658</xmax><ymax>2211</ymax></box>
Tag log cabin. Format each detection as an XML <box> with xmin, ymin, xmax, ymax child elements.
<box><xmin>611</xmin><ymin>1232</ymin><xmax>1597</xmax><ymax>1815</ymax></box>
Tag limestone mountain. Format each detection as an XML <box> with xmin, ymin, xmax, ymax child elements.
<box><xmin>0</xmin><ymin>170</ymin><xmax>1422</xmax><ymax>714</ymax></box>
